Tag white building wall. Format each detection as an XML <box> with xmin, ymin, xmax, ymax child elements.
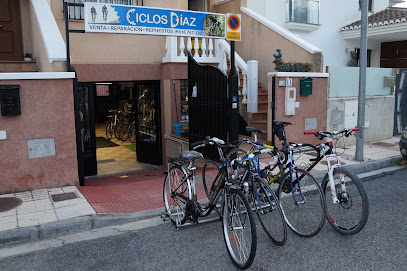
<box><xmin>247</xmin><ymin>0</ymin><xmax>394</xmax><ymax>70</ymax></box>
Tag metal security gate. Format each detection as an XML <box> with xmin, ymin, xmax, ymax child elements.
<box><xmin>188</xmin><ymin>52</ymin><xmax>228</xmax><ymax>159</ymax></box>
<box><xmin>394</xmin><ymin>69</ymin><xmax>407</xmax><ymax>135</ymax></box>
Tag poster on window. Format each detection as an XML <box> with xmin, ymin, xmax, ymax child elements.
<box><xmin>85</xmin><ymin>3</ymin><xmax>226</xmax><ymax>39</ymax></box>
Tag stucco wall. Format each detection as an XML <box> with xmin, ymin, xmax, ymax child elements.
<box><xmin>267</xmin><ymin>73</ymin><xmax>329</xmax><ymax>145</ymax></box>
<box><xmin>0</xmin><ymin>79</ymin><xmax>78</xmax><ymax>193</ymax></box>
<box><xmin>327</xmin><ymin>96</ymin><xmax>395</xmax><ymax>144</ymax></box>
<box><xmin>214</xmin><ymin>0</ymin><xmax>314</xmax><ymax>90</ymax></box>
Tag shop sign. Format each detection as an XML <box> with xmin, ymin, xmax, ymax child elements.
<box><xmin>85</xmin><ymin>3</ymin><xmax>226</xmax><ymax>39</ymax></box>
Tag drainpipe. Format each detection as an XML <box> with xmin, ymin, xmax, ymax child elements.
<box><xmin>355</xmin><ymin>0</ymin><xmax>368</xmax><ymax>161</ymax></box>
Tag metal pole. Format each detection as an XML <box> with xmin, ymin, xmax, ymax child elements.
<box><xmin>355</xmin><ymin>0</ymin><xmax>368</xmax><ymax>161</ymax></box>
<box><xmin>272</xmin><ymin>76</ymin><xmax>276</xmax><ymax>146</ymax></box>
<box><xmin>229</xmin><ymin>41</ymin><xmax>239</xmax><ymax>143</ymax></box>
<box><xmin>64</xmin><ymin>2</ymin><xmax>71</xmax><ymax>72</ymax></box>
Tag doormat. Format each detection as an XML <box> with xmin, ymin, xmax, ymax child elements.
<box><xmin>96</xmin><ymin>137</ymin><xmax>119</xmax><ymax>148</ymax></box>
<box><xmin>0</xmin><ymin>197</ymin><xmax>22</xmax><ymax>213</ymax></box>
<box><xmin>123</xmin><ymin>144</ymin><xmax>137</xmax><ymax>153</ymax></box>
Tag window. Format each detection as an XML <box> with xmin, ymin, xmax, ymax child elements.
<box><xmin>286</xmin><ymin>0</ymin><xmax>319</xmax><ymax>25</ymax></box>
<box><xmin>359</xmin><ymin>0</ymin><xmax>373</xmax><ymax>12</ymax></box>
<box><xmin>355</xmin><ymin>48</ymin><xmax>372</xmax><ymax>67</ymax></box>
<box><xmin>67</xmin><ymin>0</ymin><xmax>142</xmax><ymax>20</ymax></box>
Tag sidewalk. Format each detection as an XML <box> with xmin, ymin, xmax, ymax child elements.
<box><xmin>0</xmin><ymin>136</ymin><xmax>405</xmax><ymax>246</ymax></box>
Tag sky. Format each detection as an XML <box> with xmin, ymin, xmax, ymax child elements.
<box><xmin>394</xmin><ymin>0</ymin><xmax>407</xmax><ymax>7</ymax></box>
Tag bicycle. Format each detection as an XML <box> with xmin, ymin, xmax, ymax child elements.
<box><xmin>259</xmin><ymin>121</ymin><xmax>326</xmax><ymax>237</ymax></box>
<box><xmin>303</xmin><ymin>128</ymin><xmax>369</xmax><ymax>235</ymax></box>
<box><xmin>117</xmin><ymin>112</ymin><xmax>136</xmax><ymax>142</ymax></box>
<box><xmin>105</xmin><ymin>109</ymin><xmax>122</xmax><ymax>140</ymax></box>
<box><xmin>224</xmin><ymin>127</ymin><xmax>287</xmax><ymax>246</ymax></box>
<box><xmin>163</xmin><ymin>137</ymin><xmax>257</xmax><ymax>269</ymax></box>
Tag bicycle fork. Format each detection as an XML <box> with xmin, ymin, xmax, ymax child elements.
<box><xmin>326</xmin><ymin>154</ymin><xmax>343</xmax><ymax>204</ymax></box>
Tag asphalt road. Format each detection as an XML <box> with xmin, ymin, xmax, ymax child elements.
<box><xmin>0</xmin><ymin>167</ymin><xmax>406</xmax><ymax>271</ymax></box>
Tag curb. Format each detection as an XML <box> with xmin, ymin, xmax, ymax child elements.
<box><xmin>0</xmin><ymin>208</ymin><xmax>163</xmax><ymax>247</ymax></box>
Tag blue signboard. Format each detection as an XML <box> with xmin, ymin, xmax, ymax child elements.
<box><xmin>85</xmin><ymin>3</ymin><xmax>226</xmax><ymax>38</ymax></box>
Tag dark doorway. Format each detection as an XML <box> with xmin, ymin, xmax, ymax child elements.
<box><xmin>394</xmin><ymin>69</ymin><xmax>407</xmax><ymax>135</ymax></box>
<box><xmin>0</xmin><ymin>0</ymin><xmax>24</xmax><ymax>60</ymax></box>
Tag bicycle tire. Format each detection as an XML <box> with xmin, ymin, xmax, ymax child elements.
<box><xmin>163</xmin><ymin>165</ymin><xmax>191</xmax><ymax>225</ymax></box>
<box><xmin>118</xmin><ymin>123</ymin><xmax>129</xmax><ymax>141</ymax></box>
<box><xmin>106</xmin><ymin>121</ymin><xmax>113</xmax><ymax>140</ymax></box>
<box><xmin>202</xmin><ymin>160</ymin><xmax>221</xmax><ymax>200</ymax></box>
<box><xmin>252</xmin><ymin>177</ymin><xmax>287</xmax><ymax>246</ymax></box>
<box><xmin>222</xmin><ymin>188</ymin><xmax>257</xmax><ymax>269</ymax></box>
<box><xmin>321</xmin><ymin>167</ymin><xmax>369</xmax><ymax>235</ymax></box>
<box><xmin>128</xmin><ymin>124</ymin><xmax>136</xmax><ymax>143</ymax></box>
<box><xmin>278</xmin><ymin>167</ymin><xmax>325</xmax><ymax>237</ymax></box>
<box><xmin>114</xmin><ymin>122</ymin><xmax>121</xmax><ymax>140</ymax></box>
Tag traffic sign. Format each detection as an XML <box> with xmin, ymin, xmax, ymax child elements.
<box><xmin>226</xmin><ymin>13</ymin><xmax>241</xmax><ymax>41</ymax></box>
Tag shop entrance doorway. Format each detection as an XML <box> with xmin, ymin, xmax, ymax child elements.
<box><xmin>75</xmin><ymin>80</ymin><xmax>162</xmax><ymax>183</ymax></box>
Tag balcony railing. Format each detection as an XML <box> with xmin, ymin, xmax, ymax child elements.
<box><xmin>286</xmin><ymin>0</ymin><xmax>319</xmax><ymax>25</ymax></box>
<box><xmin>66</xmin><ymin>0</ymin><xmax>142</xmax><ymax>20</ymax></box>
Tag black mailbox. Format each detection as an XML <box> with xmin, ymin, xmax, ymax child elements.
<box><xmin>300</xmin><ymin>77</ymin><xmax>312</xmax><ymax>95</ymax></box>
<box><xmin>0</xmin><ymin>85</ymin><xmax>21</xmax><ymax>116</ymax></box>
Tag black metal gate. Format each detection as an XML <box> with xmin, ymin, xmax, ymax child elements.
<box><xmin>394</xmin><ymin>69</ymin><xmax>407</xmax><ymax>135</ymax></box>
<box><xmin>73</xmin><ymin>79</ymin><xmax>97</xmax><ymax>185</ymax></box>
<box><xmin>188</xmin><ymin>52</ymin><xmax>228</xmax><ymax>158</ymax></box>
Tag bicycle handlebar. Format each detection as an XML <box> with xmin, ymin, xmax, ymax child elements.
<box><xmin>191</xmin><ymin>137</ymin><xmax>242</xmax><ymax>150</ymax></box>
<box><xmin>304</xmin><ymin>128</ymin><xmax>359</xmax><ymax>138</ymax></box>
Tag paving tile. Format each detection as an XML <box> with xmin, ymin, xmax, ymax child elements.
<box><xmin>0</xmin><ymin>193</ymin><xmax>15</xmax><ymax>198</ymax></box>
<box><xmin>0</xmin><ymin>214</ymin><xmax>17</xmax><ymax>222</ymax></box>
<box><xmin>62</xmin><ymin>186</ymin><xmax>78</xmax><ymax>193</ymax></box>
<box><xmin>34</xmin><ymin>199</ymin><xmax>54</xmax><ymax>212</ymax></box>
<box><xmin>48</xmin><ymin>188</ymin><xmax>64</xmax><ymax>195</ymax></box>
<box><xmin>16</xmin><ymin>202</ymin><xmax>36</xmax><ymax>215</ymax></box>
<box><xmin>37</xmin><ymin>210</ymin><xmax>58</xmax><ymax>224</ymax></box>
<box><xmin>0</xmin><ymin>209</ymin><xmax>17</xmax><ymax>218</ymax></box>
<box><xmin>53</xmin><ymin>198</ymin><xmax>88</xmax><ymax>208</ymax></box>
<box><xmin>15</xmin><ymin>192</ymin><xmax>33</xmax><ymax>201</ymax></box>
<box><xmin>0</xmin><ymin>221</ymin><xmax>17</xmax><ymax>231</ymax></box>
<box><xmin>18</xmin><ymin>215</ymin><xmax>39</xmax><ymax>227</ymax></box>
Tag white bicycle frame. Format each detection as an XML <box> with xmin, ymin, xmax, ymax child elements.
<box><xmin>318</xmin><ymin>136</ymin><xmax>346</xmax><ymax>205</ymax></box>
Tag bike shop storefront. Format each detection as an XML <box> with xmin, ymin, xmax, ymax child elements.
<box><xmin>75</xmin><ymin>80</ymin><xmax>162</xmax><ymax>183</ymax></box>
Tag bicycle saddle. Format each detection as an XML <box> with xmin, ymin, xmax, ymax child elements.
<box><xmin>246</xmin><ymin>126</ymin><xmax>264</xmax><ymax>134</ymax></box>
<box><xmin>273</xmin><ymin>120</ymin><xmax>293</xmax><ymax>127</ymax></box>
<box><xmin>180</xmin><ymin>151</ymin><xmax>203</xmax><ymax>161</ymax></box>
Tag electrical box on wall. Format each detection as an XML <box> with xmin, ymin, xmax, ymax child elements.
<box><xmin>285</xmin><ymin>87</ymin><xmax>296</xmax><ymax>116</ymax></box>
<box><xmin>0</xmin><ymin>85</ymin><xmax>21</xmax><ymax>116</ymax></box>
<box><xmin>300</xmin><ymin>77</ymin><xmax>312</xmax><ymax>95</ymax></box>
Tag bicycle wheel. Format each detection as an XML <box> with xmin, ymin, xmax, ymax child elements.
<box><xmin>128</xmin><ymin>124</ymin><xmax>136</xmax><ymax>143</ymax></box>
<box><xmin>252</xmin><ymin>177</ymin><xmax>287</xmax><ymax>246</ymax></box>
<box><xmin>163</xmin><ymin>165</ymin><xmax>191</xmax><ymax>225</ymax></box>
<box><xmin>117</xmin><ymin>123</ymin><xmax>129</xmax><ymax>141</ymax></box>
<box><xmin>106</xmin><ymin>121</ymin><xmax>113</xmax><ymax>140</ymax></box>
<box><xmin>222</xmin><ymin>188</ymin><xmax>257</xmax><ymax>269</ymax></box>
<box><xmin>202</xmin><ymin>160</ymin><xmax>221</xmax><ymax>200</ymax></box>
<box><xmin>278</xmin><ymin>167</ymin><xmax>325</xmax><ymax>237</ymax></box>
<box><xmin>321</xmin><ymin>167</ymin><xmax>369</xmax><ymax>235</ymax></box>
<box><xmin>114</xmin><ymin>123</ymin><xmax>121</xmax><ymax>140</ymax></box>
